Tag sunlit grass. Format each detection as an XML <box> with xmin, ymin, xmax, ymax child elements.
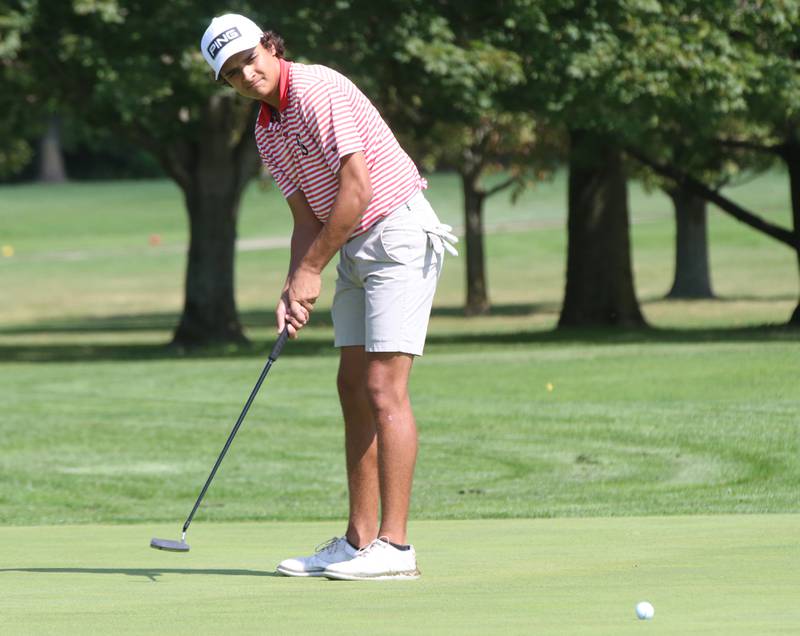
<box><xmin>0</xmin><ymin>171</ymin><xmax>797</xmax><ymax>527</ymax></box>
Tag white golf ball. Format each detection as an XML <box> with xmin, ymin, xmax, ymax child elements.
<box><xmin>636</xmin><ymin>601</ymin><xmax>655</xmax><ymax>620</ymax></box>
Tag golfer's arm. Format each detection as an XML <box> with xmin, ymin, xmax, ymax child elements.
<box><xmin>296</xmin><ymin>152</ymin><xmax>372</xmax><ymax>275</ymax></box>
<box><xmin>284</xmin><ymin>192</ymin><xmax>324</xmax><ymax>292</ymax></box>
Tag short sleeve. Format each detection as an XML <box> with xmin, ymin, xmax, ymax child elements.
<box><xmin>298</xmin><ymin>81</ymin><xmax>365</xmax><ymax>174</ymax></box>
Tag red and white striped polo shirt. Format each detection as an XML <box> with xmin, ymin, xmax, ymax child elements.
<box><xmin>254</xmin><ymin>60</ymin><xmax>427</xmax><ymax>237</ymax></box>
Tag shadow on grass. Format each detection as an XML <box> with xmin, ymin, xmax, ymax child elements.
<box><xmin>0</xmin><ymin>321</ymin><xmax>797</xmax><ymax>364</ymax></box>
<box><xmin>2</xmin><ymin>292</ymin><xmax>796</xmax><ymax>340</ymax></box>
<box><xmin>0</xmin><ymin>567</ymin><xmax>279</xmax><ymax>582</ymax></box>
<box><xmin>0</xmin><ymin>303</ymin><xmax>552</xmax><ymax>336</ymax></box>
<box><xmin>1</xmin><ymin>299</ymin><xmax>798</xmax><ymax>363</ymax></box>
<box><xmin>0</xmin><ymin>310</ymin><xmax>229</xmax><ymax>335</ymax></box>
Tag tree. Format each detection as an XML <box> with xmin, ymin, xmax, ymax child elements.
<box><xmin>294</xmin><ymin>2</ymin><xmax>550</xmax><ymax>316</ymax></box>
<box><xmin>0</xmin><ymin>2</ymin><xmax>37</xmax><ymax>179</ymax></box>
<box><xmin>502</xmin><ymin>1</ymin><xmax>655</xmax><ymax>327</ymax></box>
<box><xmin>627</xmin><ymin>0</ymin><xmax>800</xmax><ymax>325</ymax></box>
<box><xmin>665</xmin><ymin>184</ymin><xmax>713</xmax><ymax>299</ymax></box>
<box><xmin>561</xmin><ymin>130</ymin><xmax>644</xmax><ymax>325</ymax></box>
<box><xmin>704</xmin><ymin>1</ymin><xmax>800</xmax><ymax>323</ymax></box>
<box><xmin>38</xmin><ymin>114</ymin><xmax>67</xmax><ymax>183</ymax></box>
<box><xmin>504</xmin><ymin>0</ymin><xmax>799</xmax><ymax>326</ymax></box>
<box><xmin>653</xmin><ymin>148</ymin><xmax>775</xmax><ymax>301</ymax></box>
<box><xmin>617</xmin><ymin>1</ymin><xmax>800</xmax><ymax>320</ymax></box>
<box><xmin>20</xmin><ymin>0</ymin><xmax>273</xmax><ymax>345</ymax></box>
<box><xmin>417</xmin><ymin>116</ymin><xmax>556</xmax><ymax>315</ymax></box>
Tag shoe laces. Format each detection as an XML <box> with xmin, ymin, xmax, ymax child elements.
<box><xmin>315</xmin><ymin>537</ymin><xmax>343</xmax><ymax>554</ymax></box>
<box><xmin>355</xmin><ymin>536</ymin><xmax>391</xmax><ymax>557</ymax></box>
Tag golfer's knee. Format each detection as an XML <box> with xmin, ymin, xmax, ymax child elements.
<box><xmin>365</xmin><ymin>377</ymin><xmax>406</xmax><ymax>417</ymax></box>
<box><xmin>337</xmin><ymin>367</ymin><xmax>364</xmax><ymax>399</ymax></box>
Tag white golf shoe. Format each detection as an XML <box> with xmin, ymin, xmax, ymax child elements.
<box><xmin>276</xmin><ymin>537</ymin><xmax>358</xmax><ymax>577</ymax></box>
<box><xmin>323</xmin><ymin>537</ymin><xmax>420</xmax><ymax>581</ymax></box>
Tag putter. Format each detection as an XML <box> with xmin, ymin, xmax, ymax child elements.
<box><xmin>150</xmin><ymin>327</ymin><xmax>290</xmax><ymax>553</ymax></box>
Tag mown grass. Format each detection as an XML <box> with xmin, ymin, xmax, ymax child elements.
<box><xmin>1</xmin><ymin>170</ymin><xmax>796</xmax><ymax>325</ymax></box>
<box><xmin>1</xmin><ymin>516</ymin><xmax>798</xmax><ymax>634</ymax></box>
<box><xmin>1</xmin><ymin>333</ymin><xmax>798</xmax><ymax>525</ymax></box>
<box><xmin>0</xmin><ymin>171</ymin><xmax>798</xmax><ymax>526</ymax></box>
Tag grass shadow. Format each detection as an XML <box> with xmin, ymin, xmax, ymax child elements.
<box><xmin>0</xmin><ymin>567</ymin><xmax>279</xmax><ymax>582</ymax></box>
<box><xmin>0</xmin><ymin>300</ymin><xmax>797</xmax><ymax>363</ymax></box>
<box><xmin>639</xmin><ymin>292</ymin><xmax>800</xmax><ymax>304</ymax></box>
<box><xmin>1</xmin><ymin>293</ymin><xmax>795</xmax><ymax>339</ymax></box>
<box><xmin>429</xmin><ymin>303</ymin><xmax>556</xmax><ymax>317</ymax></box>
<box><xmin>426</xmin><ymin>324</ymin><xmax>800</xmax><ymax>347</ymax></box>
<box><xmin>0</xmin><ymin>310</ymin><xmax>290</xmax><ymax>336</ymax></box>
<box><xmin>0</xmin><ymin>323</ymin><xmax>797</xmax><ymax>364</ymax></box>
<box><xmin>0</xmin><ymin>336</ymin><xmax>336</xmax><ymax>363</ymax></box>
<box><xmin>0</xmin><ymin>303</ymin><xmax>555</xmax><ymax>337</ymax></box>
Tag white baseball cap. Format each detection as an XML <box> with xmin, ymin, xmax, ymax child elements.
<box><xmin>201</xmin><ymin>14</ymin><xmax>264</xmax><ymax>79</ymax></box>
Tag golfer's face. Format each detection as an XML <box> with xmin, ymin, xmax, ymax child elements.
<box><xmin>220</xmin><ymin>44</ymin><xmax>279</xmax><ymax>101</ymax></box>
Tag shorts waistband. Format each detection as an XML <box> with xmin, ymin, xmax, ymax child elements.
<box><xmin>396</xmin><ymin>190</ymin><xmax>426</xmax><ymax>213</ymax></box>
<box><xmin>347</xmin><ymin>191</ymin><xmax>426</xmax><ymax>243</ymax></box>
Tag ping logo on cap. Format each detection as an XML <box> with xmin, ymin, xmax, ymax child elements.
<box><xmin>207</xmin><ymin>27</ymin><xmax>242</xmax><ymax>59</ymax></box>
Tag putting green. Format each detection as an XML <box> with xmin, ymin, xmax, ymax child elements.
<box><xmin>1</xmin><ymin>516</ymin><xmax>797</xmax><ymax>634</ymax></box>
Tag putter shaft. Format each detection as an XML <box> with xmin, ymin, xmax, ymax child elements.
<box><xmin>181</xmin><ymin>328</ymin><xmax>289</xmax><ymax>536</ymax></box>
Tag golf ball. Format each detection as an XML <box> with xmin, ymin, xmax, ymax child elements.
<box><xmin>636</xmin><ymin>601</ymin><xmax>655</xmax><ymax>620</ymax></box>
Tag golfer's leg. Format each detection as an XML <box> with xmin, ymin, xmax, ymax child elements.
<box><xmin>337</xmin><ymin>346</ymin><xmax>380</xmax><ymax>548</ymax></box>
<box><xmin>365</xmin><ymin>352</ymin><xmax>416</xmax><ymax>545</ymax></box>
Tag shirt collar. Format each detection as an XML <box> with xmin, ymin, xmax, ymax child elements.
<box><xmin>257</xmin><ymin>58</ymin><xmax>291</xmax><ymax>127</ymax></box>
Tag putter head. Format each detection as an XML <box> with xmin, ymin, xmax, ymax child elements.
<box><xmin>150</xmin><ymin>537</ymin><xmax>190</xmax><ymax>552</ymax></box>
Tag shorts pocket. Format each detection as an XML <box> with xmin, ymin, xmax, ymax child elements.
<box><xmin>379</xmin><ymin>218</ymin><xmax>427</xmax><ymax>265</ymax></box>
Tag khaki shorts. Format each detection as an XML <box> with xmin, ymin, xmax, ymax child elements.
<box><xmin>331</xmin><ymin>191</ymin><xmax>456</xmax><ymax>356</ymax></box>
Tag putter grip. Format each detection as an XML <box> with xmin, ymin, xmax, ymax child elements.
<box><xmin>269</xmin><ymin>327</ymin><xmax>290</xmax><ymax>361</ymax></box>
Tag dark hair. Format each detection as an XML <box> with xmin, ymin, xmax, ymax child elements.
<box><xmin>261</xmin><ymin>31</ymin><xmax>285</xmax><ymax>58</ymax></box>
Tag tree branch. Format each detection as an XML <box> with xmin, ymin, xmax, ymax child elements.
<box><xmin>716</xmin><ymin>138</ymin><xmax>787</xmax><ymax>156</ymax></box>
<box><xmin>484</xmin><ymin>176</ymin><xmax>517</xmax><ymax>198</ymax></box>
<box><xmin>625</xmin><ymin>146</ymin><xmax>797</xmax><ymax>248</ymax></box>
<box><xmin>160</xmin><ymin>141</ymin><xmax>194</xmax><ymax>192</ymax></box>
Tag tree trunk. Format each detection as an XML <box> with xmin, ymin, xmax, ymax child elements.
<box><xmin>166</xmin><ymin>95</ymin><xmax>261</xmax><ymax>347</ymax></box>
<box><xmin>461</xmin><ymin>170</ymin><xmax>490</xmax><ymax>316</ymax></box>
<box><xmin>38</xmin><ymin>115</ymin><xmax>67</xmax><ymax>183</ymax></box>
<box><xmin>665</xmin><ymin>185</ymin><xmax>714</xmax><ymax>299</ymax></box>
<box><xmin>784</xmin><ymin>142</ymin><xmax>800</xmax><ymax>326</ymax></box>
<box><xmin>559</xmin><ymin>130</ymin><xmax>645</xmax><ymax>327</ymax></box>
<box><xmin>172</xmin><ymin>188</ymin><xmax>246</xmax><ymax>346</ymax></box>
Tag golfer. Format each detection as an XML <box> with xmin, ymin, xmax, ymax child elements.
<box><xmin>201</xmin><ymin>14</ymin><xmax>456</xmax><ymax>580</ymax></box>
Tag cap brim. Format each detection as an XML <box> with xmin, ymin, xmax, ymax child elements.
<box><xmin>214</xmin><ymin>41</ymin><xmax>259</xmax><ymax>79</ymax></box>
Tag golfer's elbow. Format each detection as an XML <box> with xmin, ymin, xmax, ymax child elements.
<box><xmin>345</xmin><ymin>168</ymin><xmax>372</xmax><ymax>211</ymax></box>
<box><xmin>354</xmin><ymin>179</ymin><xmax>372</xmax><ymax>211</ymax></box>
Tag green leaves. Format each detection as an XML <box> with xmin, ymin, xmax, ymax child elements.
<box><xmin>72</xmin><ymin>0</ymin><xmax>126</xmax><ymax>23</ymax></box>
<box><xmin>2</xmin><ymin>0</ymin><xmax>797</xmax><ymax>184</ymax></box>
<box><xmin>0</xmin><ymin>0</ymin><xmax>39</xmax><ymax>176</ymax></box>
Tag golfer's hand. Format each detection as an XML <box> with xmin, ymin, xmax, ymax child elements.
<box><xmin>276</xmin><ymin>294</ymin><xmax>308</xmax><ymax>339</ymax></box>
<box><xmin>287</xmin><ymin>264</ymin><xmax>321</xmax><ymax>319</ymax></box>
